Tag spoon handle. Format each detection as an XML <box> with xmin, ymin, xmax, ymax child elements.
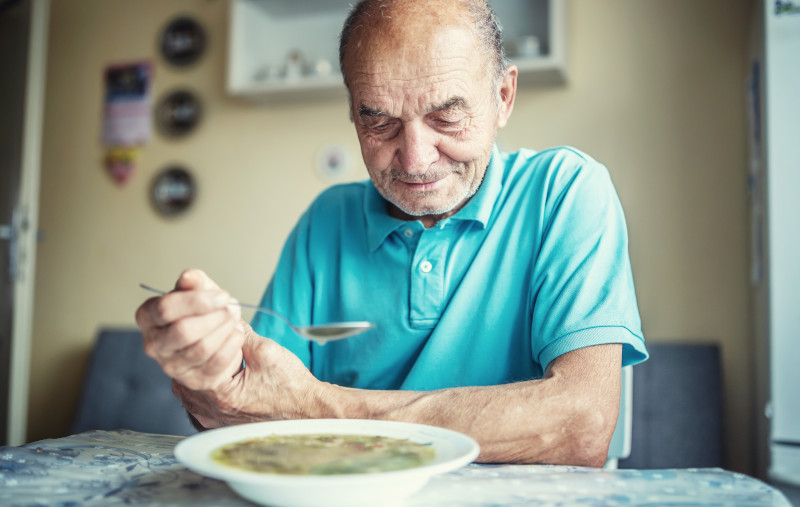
<box><xmin>138</xmin><ymin>283</ymin><xmax>296</xmax><ymax>329</ymax></box>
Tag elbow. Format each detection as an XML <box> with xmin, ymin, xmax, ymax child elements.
<box><xmin>573</xmin><ymin>439</ymin><xmax>611</xmax><ymax>468</ymax></box>
<box><xmin>563</xmin><ymin>405</ymin><xmax>618</xmax><ymax>467</ymax></box>
<box><xmin>484</xmin><ymin>405</ymin><xmax>617</xmax><ymax>466</ymax></box>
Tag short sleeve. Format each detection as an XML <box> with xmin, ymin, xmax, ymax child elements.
<box><xmin>530</xmin><ymin>152</ymin><xmax>647</xmax><ymax>371</ymax></box>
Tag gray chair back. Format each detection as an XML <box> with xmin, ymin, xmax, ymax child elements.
<box><xmin>619</xmin><ymin>342</ymin><xmax>723</xmax><ymax>469</ymax></box>
<box><xmin>70</xmin><ymin>328</ymin><xmax>196</xmax><ymax>436</ymax></box>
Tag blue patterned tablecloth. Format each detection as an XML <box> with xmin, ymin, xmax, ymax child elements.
<box><xmin>0</xmin><ymin>430</ymin><xmax>791</xmax><ymax>506</ymax></box>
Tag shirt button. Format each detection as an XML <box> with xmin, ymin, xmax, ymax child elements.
<box><xmin>420</xmin><ymin>260</ymin><xmax>432</xmax><ymax>273</ymax></box>
<box><xmin>403</xmin><ymin>228</ymin><xmax>414</xmax><ymax>238</ymax></box>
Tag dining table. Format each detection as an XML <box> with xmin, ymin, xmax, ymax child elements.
<box><xmin>0</xmin><ymin>429</ymin><xmax>791</xmax><ymax>506</ymax></box>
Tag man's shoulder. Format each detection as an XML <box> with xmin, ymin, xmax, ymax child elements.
<box><xmin>503</xmin><ymin>146</ymin><xmax>602</xmax><ymax>173</ymax></box>
<box><xmin>499</xmin><ymin>146</ymin><xmax>610</xmax><ymax>193</ymax></box>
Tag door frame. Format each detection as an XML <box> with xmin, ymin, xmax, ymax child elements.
<box><xmin>6</xmin><ymin>0</ymin><xmax>49</xmax><ymax>446</ymax></box>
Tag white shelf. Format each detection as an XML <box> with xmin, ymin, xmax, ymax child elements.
<box><xmin>227</xmin><ymin>0</ymin><xmax>567</xmax><ymax>102</ymax></box>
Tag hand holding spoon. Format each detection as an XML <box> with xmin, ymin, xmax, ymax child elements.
<box><xmin>139</xmin><ymin>284</ymin><xmax>374</xmax><ymax>345</ymax></box>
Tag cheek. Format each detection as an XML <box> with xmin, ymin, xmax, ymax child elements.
<box><xmin>438</xmin><ymin>137</ymin><xmax>490</xmax><ymax>167</ymax></box>
<box><xmin>359</xmin><ymin>138</ymin><xmax>395</xmax><ymax>170</ymax></box>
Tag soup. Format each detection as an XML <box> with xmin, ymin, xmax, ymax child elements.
<box><xmin>211</xmin><ymin>433</ymin><xmax>436</xmax><ymax>475</ymax></box>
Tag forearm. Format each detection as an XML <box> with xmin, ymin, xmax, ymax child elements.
<box><xmin>317</xmin><ymin>344</ymin><xmax>622</xmax><ymax>466</ymax></box>
<box><xmin>173</xmin><ymin>329</ymin><xmax>622</xmax><ymax>466</ymax></box>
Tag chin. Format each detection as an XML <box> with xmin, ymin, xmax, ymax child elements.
<box><xmin>395</xmin><ymin>196</ymin><xmax>463</xmax><ymax>217</ymax></box>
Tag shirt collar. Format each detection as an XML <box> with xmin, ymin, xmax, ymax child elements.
<box><xmin>450</xmin><ymin>144</ymin><xmax>503</xmax><ymax>227</ymax></box>
<box><xmin>364</xmin><ymin>145</ymin><xmax>504</xmax><ymax>252</ymax></box>
<box><xmin>365</xmin><ymin>184</ymin><xmax>406</xmax><ymax>252</ymax></box>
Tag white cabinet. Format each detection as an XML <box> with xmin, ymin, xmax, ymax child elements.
<box><xmin>227</xmin><ymin>0</ymin><xmax>567</xmax><ymax>102</ymax></box>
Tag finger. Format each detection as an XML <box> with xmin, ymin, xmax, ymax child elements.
<box><xmin>239</xmin><ymin>322</ymin><xmax>264</xmax><ymax>362</ymax></box>
<box><xmin>191</xmin><ymin>322</ymin><xmax>246</xmax><ymax>389</ymax></box>
<box><xmin>152</xmin><ymin>307</ymin><xmax>237</xmax><ymax>358</ymax></box>
<box><xmin>227</xmin><ymin>298</ymin><xmax>242</xmax><ymax>321</ymax></box>
<box><xmin>140</xmin><ymin>288</ymin><xmax>232</xmax><ymax>329</ymax></box>
<box><xmin>135</xmin><ymin>296</ymin><xmax>164</xmax><ymax>333</ymax></box>
<box><xmin>166</xmin><ymin>318</ymin><xmax>245</xmax><ymax>389</ymax></box>
<box><xmin>162</xmin><ymin>312</ymin><xmax>238</xmax><ymax>374</ymax></box>
<box><xmin>194</xmin><ymin>329</ymin><xmax>245</xmax><ymax>387</ymax></box>
<box><xmin>239</xmin><ymin>323</ymin><xmax>286</xmax><ymax>374</ymax></box>
<box><xmin>175</xmin><ymin>269</ymin><xmax>220</xmax><ymax>292</ymax></box>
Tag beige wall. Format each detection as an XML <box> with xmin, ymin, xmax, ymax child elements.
<box><xmin>30</xmin><ymin>0</ymin><xmax>755</xmax><ymax>473</ymax></box>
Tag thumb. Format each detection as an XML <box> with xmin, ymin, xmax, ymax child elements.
<box><xmin>174</xmin><ymin>268</ymin><xmax>220</xmax><ymax>292</ymax></box>
<box><xmin>240</xmin><ymin>322</ymin><xmax>262</xmax><ymax>362</ymax></box>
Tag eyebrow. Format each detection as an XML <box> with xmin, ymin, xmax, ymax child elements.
<box><xmin>430</xmin><ymin>96</ymin><xmax>466</xmax><ymax>113</ymax></box>
<box><xmin>357</xmin><ymin>105</ymin><xmax>386</xmax><ymax>118</ymax></box>
<box><xmin>357</xmin><ymin>96</ymin><xmax>468</xmax><ymax>119</ymax></box>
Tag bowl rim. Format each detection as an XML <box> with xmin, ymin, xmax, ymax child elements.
<box><xmin>174</xmin><ymin>418</ymin><xmax>480</xmax><ymax>485</ymax></box>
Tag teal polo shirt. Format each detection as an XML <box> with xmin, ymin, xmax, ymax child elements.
<box><xmin>251</xmin><ymin>146</ymin><xmax>647</xmax><ymax>390</ymax></box>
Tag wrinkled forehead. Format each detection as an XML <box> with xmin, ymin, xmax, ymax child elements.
<box><xmin>342</xmin><ymin>0</ymin><xmax>482</xmax><ymax>83</ymax></box>
<box><xmin>345</xmin><ymin>24</ymin><xmax>487</xmax><ymax>117</ymax></box>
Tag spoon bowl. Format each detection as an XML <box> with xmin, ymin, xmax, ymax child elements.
<box><xmin>139</xmin><ymin>284</ymin><xmax>374</xmax><ymax>344</ymax></box>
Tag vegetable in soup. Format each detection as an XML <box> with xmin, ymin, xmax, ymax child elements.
<box><xmin>211</xmin><ymin>433</ymin><xmax>435</xmax><ymax>475</ymax></box>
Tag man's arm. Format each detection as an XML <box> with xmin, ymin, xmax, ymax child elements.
<box><xmin>331</xmin><ymin>343</ymin><xmax>622</xmax><ymax>466</ymax></box>
<box><xmin>138</xmin><ymin>270</ymin><xmax>623</xmax><ymax>467</ymax></box>
<box><xmin>173</xmin><ymin>324</ymin><xmax>622</xmax><ymax>467</ymax></box>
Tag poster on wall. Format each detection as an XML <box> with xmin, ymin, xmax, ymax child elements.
<box><xmin>102</xmin><ymin>60</ymin><xmax>153</xmax><ymax>146</ymax></box>
<box><xmin>102</xmin><ymin>60</ymin><xmax>153</xmax><ymax>184</ymax></box>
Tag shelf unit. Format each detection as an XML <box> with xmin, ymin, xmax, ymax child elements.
<box><xmin>227</xmin><ymin>0</ymin><xmax>567</xmax><ymax>102</ymax></box>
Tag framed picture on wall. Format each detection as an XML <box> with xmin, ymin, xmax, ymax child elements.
<box><xmin>159</xmin><ymin>16</ymin><xmax>206</xmax><ymax>68</ymax></box>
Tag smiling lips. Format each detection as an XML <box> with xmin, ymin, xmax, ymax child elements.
<box><xmin>397</xmin><ymin>175</ymin><xmax>449</xmax><ymax>192</ymax></box>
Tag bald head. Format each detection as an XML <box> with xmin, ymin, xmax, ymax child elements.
<box><xmin>339</xmin><ymin>0</ymin><xmax>507</xmax><ymax>92</ymax></box>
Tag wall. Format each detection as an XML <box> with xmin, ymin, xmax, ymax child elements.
<box><xmin>29</xmin><ymin>0</ymin><xmax>755</xmax><ymax>473</ymax></box>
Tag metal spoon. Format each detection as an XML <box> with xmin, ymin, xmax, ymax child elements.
<box><xmin>139</xmin><ymin>284</ymin><xmax>374</xmax><ymax>345</ymax></box>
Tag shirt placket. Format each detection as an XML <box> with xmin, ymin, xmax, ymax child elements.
<box><xmin>408</xmin><ymin>225</ymin><xmax>448</xmax><ymax>328</ymax></box>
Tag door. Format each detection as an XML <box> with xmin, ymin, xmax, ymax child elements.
<box><xmin>0</xmin><ymin>0</ymin><xmax>48</xmax><ymax>446</ymax></box>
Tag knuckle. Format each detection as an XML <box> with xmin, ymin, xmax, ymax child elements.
<box><xmin>170</xmin><ymin>319</ymin><xmax>195</xmax><ymax>343</ymax></box>
<box><xmin>154</xmin><ymin>297</ymin><xmax>173</xmax><ymax>322</ymax></box>
<box><xmin>134</xmin><ymin>304</ymin><xmax>148</xmax><ymax>327</ymax></box>
<box><xmin>161</xmin><ymin>360</ymin><xmax>179</xmax><ymax>379</ymax></box>
<box><xmin>142</xmin><ymin>338</ymin><xmax>159</xmax><ymax>359</ymax></box>
<box><xmin>186</xmin><ymin>340</ymin><xmax>213</xmax><ymax>364</ymax></box>
<box><xmin>197</xmin><ymin>297</ymin><xmax>216</xmax><ymax>314</ymax></box>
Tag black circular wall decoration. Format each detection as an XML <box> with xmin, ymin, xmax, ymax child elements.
<box><xmin>151</xmin><ymin>166</ymin><xmax>196</xmax><ymax>217</ymax></box>
<box><xmin>160</xmin><ymin>16</ymin><xmax>206</xmax><ymax>67</ymax></box>
<box><xmin>156</xmin><ymin>89</ymin><xmax>202</xmax><ymax>137</ymax></box>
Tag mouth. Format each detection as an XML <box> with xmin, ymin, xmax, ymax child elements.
<box><xmin>396</xmin><ymin>175</ymin><xmax>448</xmax><ymax>192</ymax></box>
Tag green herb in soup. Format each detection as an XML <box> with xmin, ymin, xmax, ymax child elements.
<box><xmin>211</xmin><ymin>433</ymin><xmax>436</xmax><ymax>475</ymax></box>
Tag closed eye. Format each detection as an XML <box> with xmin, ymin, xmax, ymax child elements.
<box><xmin>429</xmin><ymin>115</ymin><xmax>467</xmax><ymax>134</ymax></box>
<box><xmin>362</xmin><ymin>118</ymin><xmax>400</xmax><ymax>139</ymax></box>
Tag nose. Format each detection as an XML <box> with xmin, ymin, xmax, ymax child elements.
<box><xmin>396</xmin><ymin>121</ymin><xmax>438</xmax><ymax>175</ymax></box>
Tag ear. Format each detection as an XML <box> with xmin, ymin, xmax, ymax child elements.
<box><xmin>496</xmin><ymin>65</ymin><xmax>518</xmax><ymax>128</ymax></box>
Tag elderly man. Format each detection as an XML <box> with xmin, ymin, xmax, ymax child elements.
<box><xmin>136</xmin><ymin>0</ymin><xmax>647</xmax><ymax>467</ymax></box>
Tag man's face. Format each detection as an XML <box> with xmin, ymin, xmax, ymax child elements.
<box><xmin>344</xmin><ymin>20</ymin><xmax>514</xmax><ymax>226</ymax></box>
